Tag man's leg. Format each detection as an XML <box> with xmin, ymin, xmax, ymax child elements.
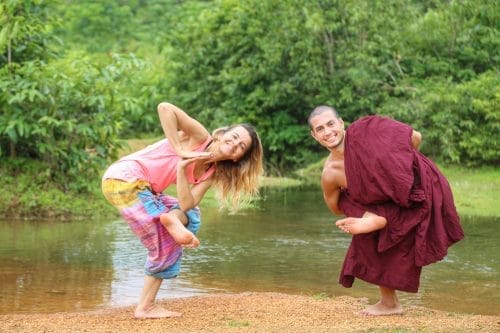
<box><xmin>134</xmin><ymin>275</ymin><xmax>182</xmax><ymax>319</ymax></box>
<box><xmin>336</xmin><ymin>212</ymin><xmax>387</xmax><ymax>235</ymax></box>
<box><xmin>360</xmin><ymin>286</ymin><xmax>403</xmax><ymax>316</ymax></box>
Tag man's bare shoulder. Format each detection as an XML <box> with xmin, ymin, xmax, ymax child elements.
<box><xmin>321</xmin><ymin>162</ymin><xmax>337</xmax><ymax>181</ymax></box>
<box><xmin>321</xmin><ymin>155</ymin><xmax>344</xmax><ymax>188</ymax></box>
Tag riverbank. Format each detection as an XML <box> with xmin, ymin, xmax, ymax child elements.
<box><xmin>2</xmin><ymin>292</ymin><xmax>498</xmax><ymax>332</ymax></box>
<box><xmin>1</xmin><ymin>157</ymin><xmax>499</xmax><ymax>221</ymax></box>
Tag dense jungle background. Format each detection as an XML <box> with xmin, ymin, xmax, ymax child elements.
<box><xmin>0</xmin><ymin>0</ymin><xmax>498</xmax><ymax>218</ymax></box>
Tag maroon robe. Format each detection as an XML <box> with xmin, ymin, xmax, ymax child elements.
<box><xmin>338</xmin><ymin>115</ymin><xmax>464</xmax><ymax>293</ymax></box>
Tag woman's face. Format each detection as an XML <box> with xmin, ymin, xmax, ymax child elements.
<box><xmin>219</xmin><ymin>126</ymin><xmax>252</xmax><ymax>162</ymax></box>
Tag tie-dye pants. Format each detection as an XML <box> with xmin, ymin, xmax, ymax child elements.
<box><xmin>101</xmin><ymin>178</ymin><xmax>201</xmax><ymax>279</ymax></box>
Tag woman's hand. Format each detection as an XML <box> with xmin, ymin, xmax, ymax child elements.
<box><xmin>177</xmin><ymin>153</ymin><xmax>213</xmax><ymax>169</ymax></box>
<box><xmin>176</xmin><ymin>150</ymin><xmax>213</xmax><ymax>160</ymax></box>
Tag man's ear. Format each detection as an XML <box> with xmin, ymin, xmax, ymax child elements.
<box><xmin>310</xmin><ymin>130</ymin><xmax>318</xmax><ymax>141</ymax></box>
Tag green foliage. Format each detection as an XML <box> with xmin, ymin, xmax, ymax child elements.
<box><xmin>0</xmin><ymin>0</ymin><xmax>58</xmax><ymax>66</ymax></box>
<box><xmin>380</xmin><ymin>71</ymin><xmax>499</xmax><ymax>166</ymax></box>
<box><xmin>165</xmin><ymin>0</ymin><xmax>340</xmax><ymax>171</ymax></box>
<box><xmin>0</xmin><ymin>52</ymin><xmax>149</xmax><ymax>191</ymax></box>
<box><xmin>53</xmin><ymin>1</ymin><xmax>135</xmax><ymax>53</ymax></box>
<box><xmin>162</xmin><ymin>0</ymin><xmax>498</xmax><ymax>173</ymax></box>
<box><xmin>420</xmin><ymin>72</ymin><xmax>498</xmax><ymax>165</ymax></box>
<box><xmin>0</xmin><ymin>158</ymin><xmax>117</xmax><ymax>219</ymax></box>
<box><xmin>1</xmin><ymin>0</ymin><xmax>498</xmax><ymax>189</ymax></box>
<box><xmin>403</xmin><ymin>0</ymin><xmax>498</xmax><ymax>80</ymax></box>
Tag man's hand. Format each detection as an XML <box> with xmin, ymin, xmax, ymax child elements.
<box><xmin>411</xmin><ymin>130</ymin><xmax>422</xmax><ymax>150</ymax></box>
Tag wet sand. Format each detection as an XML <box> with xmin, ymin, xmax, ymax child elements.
<box><xmin>2</xmin><ymin>292</ymin><xmax>499</xmax><ymax>332</ymax></box>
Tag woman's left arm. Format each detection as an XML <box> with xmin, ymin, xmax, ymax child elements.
<box><xmin>157</xmin><ymin>102</ymin><xmax>210</xmax><ymax>157</ymax></box>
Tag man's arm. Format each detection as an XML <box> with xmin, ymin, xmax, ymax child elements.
<box><xmin>321</xmin><ymin>167</ymin><xmax>343</xmax><ymax>215</ymax></box>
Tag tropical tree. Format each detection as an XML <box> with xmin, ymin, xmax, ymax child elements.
<box><xmin>0</xmin><ymin>0</ymin><xmax>58</xmax><ymax>157</ymax></box>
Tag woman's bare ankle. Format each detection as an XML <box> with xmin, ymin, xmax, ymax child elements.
<box><xmin>134</xmin><ymin>304</ymin><xmax>182</xmax><ymax>319</ymax></box>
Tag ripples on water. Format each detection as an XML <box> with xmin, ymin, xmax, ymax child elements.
<box><xmin>0</xmin><ymin>188</ymin><xmax>498</xmax><ymax>315</ymax></box>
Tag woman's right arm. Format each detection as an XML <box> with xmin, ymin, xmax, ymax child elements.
<box><xmin>157</xmin><ymin>102</ymin><xmax>211</xmax><ymax>158</ymax></box>
<box><xmin>176</xmin><ymin>156</ymin><xmax>213</xmax><ymax>211</ymax></box>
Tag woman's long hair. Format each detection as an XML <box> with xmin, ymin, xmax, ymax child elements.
<box><xmin>211</xmin><ymin>124</ymin><xmax>264</xmax><ymax>212</ymax></box>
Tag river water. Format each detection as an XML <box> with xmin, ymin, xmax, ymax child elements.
<box><xmin>0</xmin><ymin>187</ymin><xmax>498</xmax><ymax>315</ymax></box>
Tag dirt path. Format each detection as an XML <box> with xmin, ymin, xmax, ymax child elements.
<box><xmin>2</xmin><ymin>292</ymin><xmax>499</xmax><ymax>332</ymax></box>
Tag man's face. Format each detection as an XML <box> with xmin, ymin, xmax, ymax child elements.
<box><xmin>310</xmin><ymin>111</ymin><xmax>345</xmax><ymax>150</ymax></box>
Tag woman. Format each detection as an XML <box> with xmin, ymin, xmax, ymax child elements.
<box><xmin>102</xmin><ymin>102</ymin><xmax>263</xmax><ymax>318</ymax></box>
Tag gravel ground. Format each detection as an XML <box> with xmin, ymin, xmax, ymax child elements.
<box><xmin>1</xmin><ymin>292</ymin><xmax>499</xmax><ymax>333</ymax></box>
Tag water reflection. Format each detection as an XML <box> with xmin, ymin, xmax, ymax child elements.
<box><xmin>0</xmin><ymin>220</ymin><xmax>115</xmax><ymax>313</ymax></box>
<box><xmin>0</xmin><ymin>187</ymin><xmax>498</xmax><ymax>315</ymax></box>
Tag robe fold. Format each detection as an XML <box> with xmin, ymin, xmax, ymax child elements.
<box><xmin>338</xmin><ymin>115</ymin><xmax>464</xmax><ymax>292</ymax></box>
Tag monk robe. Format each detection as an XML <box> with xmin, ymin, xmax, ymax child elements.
<box><xmin>337</xmin><ymin>115</ymin><xmax>464</xmax><ymax>293</ymax></box>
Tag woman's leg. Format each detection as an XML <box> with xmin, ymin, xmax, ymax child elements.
<box><xmin>134</xmin><ymin>275</ymin><xmax>182</xmax><ymax>319</ymax></box>
<box><xmin>103</xmin><ymin>180</ymin><xmax>185</xmax><ymax>318</ymax></box>
<box><xmin>159</xmin><ymin>209</ymin><xmax>200</xmax><ymax>247</ymax></box>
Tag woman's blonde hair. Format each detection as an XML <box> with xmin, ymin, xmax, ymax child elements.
<box><xmin>211</xmin><ymin>124</ymin><xmax>264</xmax><ymax>212</ymax></box>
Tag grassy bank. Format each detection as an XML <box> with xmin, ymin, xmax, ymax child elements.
<box><xmin>1</xmin><ymin>144</ymin><xmax>498</xmax><ymax>220</ymax></box>
<box><xmin>439</xmin><ymin>165</ymin><xmax>500</xmax><ymax>217</ymax></box>
<box><xmin>0</xmin><ymin>158</ymin><xmax>117</xmax><ymax>221</ymax></box>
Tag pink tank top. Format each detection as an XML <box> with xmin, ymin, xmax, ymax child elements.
<box><xmin>103</xmin><ymin>137</ymin><xmax>215</xmax><ymax>193</ymax></box>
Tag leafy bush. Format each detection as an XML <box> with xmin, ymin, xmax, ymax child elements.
<box><xmin>0</xmin><ymin>158</ymin><xmax>117</xmax><ymax>219</ymax></box>
<box><xmin>420</xmin><ymin>72</ymin><xmax>498</xmax><ymax>165</ymax></box>
<box><xmin>0</xmin><ymin>52</ymin><xmax>148</xmax><ymax>191</ymax></box>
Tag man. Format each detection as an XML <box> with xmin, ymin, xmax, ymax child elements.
<box><xmin>308</xmin><ymin>105</ymin><xmax>464</xmax><ymax>316</ymax></box>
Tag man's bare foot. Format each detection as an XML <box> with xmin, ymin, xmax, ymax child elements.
<box><xmin>359</xmin><ymin>301</ymin><xmax>403</xmax><ymax>316</ymax></box>
<box><xmin>134</xmin><ymin>304</ymin><xmax>182</xmax><ymax>319</ymax></box>
<box><xmin>335</xmin><ymin>216</ymin><xmax>386</xmax><ymax>235</ymax></box>
<box><xmin>160</xmin><ymin>213</ymin><xmax>199</xmax><ymax>247</ymax></box>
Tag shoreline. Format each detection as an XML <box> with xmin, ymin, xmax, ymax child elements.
<box><xmin>2</xmin><ymin>292</ymin><xmax>499</xmax><ymax>333</ymax></box>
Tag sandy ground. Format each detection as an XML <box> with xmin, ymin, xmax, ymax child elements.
<box><xmin>1</xmin><ymin>292</ymin><xmax>499</xmax><ymax>333</ymax></box>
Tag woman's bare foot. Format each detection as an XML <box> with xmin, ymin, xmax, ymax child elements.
<box><xmin>160</xmin><ymin>213</ymin><xmax>199</xmax><ymax>247</ymax></box>
<box><xmin>359</xmin><ymin>301</ymin><xmax>403</xmax><ymax>316</ymax></box>
<box><xmin>134</xmin><ymin>304</ymin><xmax>182</xmax><ymax>319</ymax></box>
<box><xmin>183</xmin><ymin>236</ymin><xmax>200</xmax><ymax>249</ymax></box>
<box><xmin>336</xmin><ymin>216</ymin><xmax>386</xmax><ymax>235</ymax></box>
